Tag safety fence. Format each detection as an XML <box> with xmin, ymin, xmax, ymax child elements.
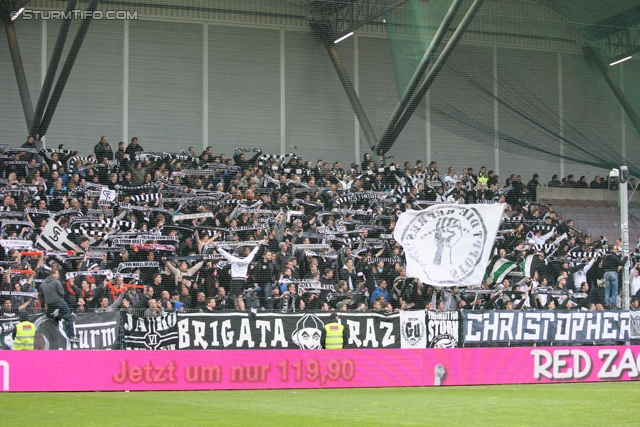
<box><xmin>2</xmin><ymin>309</ymin><xmax>639</xmax><ymax>350</ymax></box>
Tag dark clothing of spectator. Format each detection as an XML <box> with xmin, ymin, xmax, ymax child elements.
<box><xmin>94</xmin><ymin>141</ymin><xmax>114</xmax><ymax>161</ymax></box>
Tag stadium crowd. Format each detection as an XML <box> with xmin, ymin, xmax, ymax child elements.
<box><xmin>1</xmin><ymin>135</ymin><xmax>639</xmax><ymax>324</ymax></box>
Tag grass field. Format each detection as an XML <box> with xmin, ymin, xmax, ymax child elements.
<box><xmin>2</xmin><ymin>382</ymin><xmax>637</xmax><ymax>426</ymax></box>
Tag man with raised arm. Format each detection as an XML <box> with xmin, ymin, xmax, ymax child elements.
<box><xmin>212</xmin><ymin>239</ymin><xmax>267</xmax><ymax>311</ymax></box>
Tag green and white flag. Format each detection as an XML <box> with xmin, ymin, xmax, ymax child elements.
<box><xmin>520</xmin><ymin>254</ymin><xmax>535</xmax><ymax>278</ymax></box>
<box><xmin>488</xmin><ymin>258</ymin><xmax>517</xmax><ymax>283</ymax></box>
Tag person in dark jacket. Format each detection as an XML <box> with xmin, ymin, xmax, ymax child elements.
<box><xmin>253</xmin><ymin>250</ymin><xmax>278</xmax><ymax>309</ymax></box>
<box><xmin>94</xmin><ymin>136</ymin><xmax>114</xmax><ymax>161</ymax></box>
<box><xmin>124</xmin><ymin>137</ymin><xmax>144</xmax><ymax>157</ymax></box>
<box><xmin>233</xmin><ymin>148</ymin><xmax>262</xmax><ymax>171</ymax></box>
<box><xmin>602</xmin><ymin>247</ymin><xmax>629</xmax><ymax>308</ymax></box>
<box><xmin>40</xmin><ymin>269</ymin><xmax>78</xmax><ymax>343</ymax></box>
<box><xmin>20</xmin><ymin>135</ymin><xmax>38</xmax><ymax>161</ymax></box>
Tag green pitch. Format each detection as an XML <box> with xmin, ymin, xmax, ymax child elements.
<box><xmin>3</xmin><ymin>382</ymin><xmax>637</xmax><ymax>426</ymax></box>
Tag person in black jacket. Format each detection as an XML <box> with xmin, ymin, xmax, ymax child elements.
<box><xmin>94</xmin><ymin>136</ymin><xmax>113</xmax><ymax>161</ymax></box>
<box><xmin>602</xmin><ymin>247</ymin><xmax>629</xmax><ymax>308</ymax></box>
<box><xmin>124</xmin><ymin>137</ymin><xmax>144</xmax><ymax>157</ymax></box>
<box><xmin>253</xmin><ymin>250</ymin><xmax>277</xmax><ymax>309</ymax></box>
<box><xmin>233</xmin><ymin>148</ymin><xmax>262</xmax><ymax>171</ymax></box>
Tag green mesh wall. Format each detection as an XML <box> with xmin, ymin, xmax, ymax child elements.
<box><xmin>382</xmin><ymin>0</ymin><xmax>640</xmax><ymax>176</ymax></box>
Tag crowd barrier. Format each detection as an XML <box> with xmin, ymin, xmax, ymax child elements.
<box><xmin>3</xmin><ymin>310</ymin><xmax>639</xmax><ymax>350</ymax></box>
<box><xmin>1</xmin><ymin>346</ymin><xmax>639</xmax><ymax>392</ymax></box>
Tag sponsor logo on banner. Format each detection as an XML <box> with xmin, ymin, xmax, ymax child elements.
<box><xmin>531</xmin><ymin>347</ymin><xmax>640</xmax><ymax>381</ymax></box>
<box><xmin>463</xmin><ymin>311</ymin><xmax>631</xmax><ymax>344</ymax></box>
<box><xmin>400</xmin><ymin>311</ymin><xmax>427</xmax><ymax>348</ymax></box>
<box><xmin>427</xmin><ymin>310</ymin><xmax>459</xmax><ymax>348</ymax></box>
<box><xmin>394</xmin><ymin>204</ymin><xmax>504</xmax><ymax>287</ymax></box>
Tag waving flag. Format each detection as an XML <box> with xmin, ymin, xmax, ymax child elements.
<box><xmin>394</xmin><ymin>204</ymin><xmax>504</xmax><ymax>287</ymax></box>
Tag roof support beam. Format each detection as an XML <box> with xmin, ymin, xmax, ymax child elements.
<box><xmin>374</xmin><ymin>0</ymin><xmax>465</xmax><ymax>156</ymax></box>
<box><xmin>375</xmin><ymin>0</ymin><xmax>485</xmax><ymax>155</ymax></box>
<box><xmin>31</xmin><ymin>0</ymin><xmax>79</xmax><ymax>138</ymax></box>
<box><xmin>38</xmin><ymin>0</ymin><xmax>100</xmax><ymax>137</ymax></box>
<box><xmin>2</xmin><ymin>15</ymin><xmax>34</xmax><ymax>131</ymax></box>
<box><xmin>313</xmin><ymin>22</ymin><xmax>378</xmax><ymax>150</ymax></box>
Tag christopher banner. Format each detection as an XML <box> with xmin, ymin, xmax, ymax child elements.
<box><xmin>463</xmin><ymin>310</ymin><xmax>632</xmax><ymax>344</ymax></box>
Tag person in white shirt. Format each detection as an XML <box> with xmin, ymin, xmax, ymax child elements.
<box><xmin>212</xmin><ymin>239</ymin><xmax>267</xmax><ymax>311</ymax></box>
<box><xmin>572</xmin><ymin>254</ymin><xmax>599</xmax><ymax>291</ymax></box>
<box><xmin>443</xmin><ymin>167</ymin><xmax>459</xmax><ymax>186</ymax></box>
<box><xmin>528</xmin><ymin>226</ymin><xmax>555</xmax><ymax>246</ymax></box>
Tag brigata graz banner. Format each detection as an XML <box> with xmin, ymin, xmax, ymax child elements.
<box><xmin>123</xmin><ymin>312</ymin><xmax>402</xmax><ymax>350</ymax></box>
<box><xmin>464</xmin><ymin>311</ymin><xmax>633</xmax><ymax>344</ymax></box>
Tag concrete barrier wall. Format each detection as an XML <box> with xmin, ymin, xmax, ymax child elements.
<box><xmin>536</xmin><ymin>187</ymin><xmax>627</xmax><ymax>205</ymax></box>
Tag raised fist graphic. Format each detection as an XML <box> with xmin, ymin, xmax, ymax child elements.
<box><xmin>433</xmin><ymin>217</ymin><xmax>462</xmax><ymax>265</ymax></box>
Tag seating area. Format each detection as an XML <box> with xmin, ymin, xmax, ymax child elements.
<box><xmin>541</xmin><ymin>199</ymin><xmax>640</xmax><ymax>245</ymax></box>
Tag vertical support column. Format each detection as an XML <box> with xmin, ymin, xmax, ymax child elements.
<box><xmin>620</xmin><ymin>64</ymin><xmax>626</xmax><ymax>161</ymax></box>
<box><xmin>354</xmin><ymin>34</ymin><xmax>360</xmax><ymax>165</ymax></box>
<box><xmin>280</xmin><ymin>28</ymin><xmax>286</xmax><ymax>155</ymax></box>
<box><xmin>426</xmin><ymin>89</ymin><xmax>431</xmax><ymax>165</ymax></box>
<box><xmin>203</xmin><ymin>23</ymin><xmax>209</xmax><ymax>152</ymax></box>
<box><xmin>558</xmin><ymin>52</ymin><xmax>564</xmax><ymax>179</ymax></box>
<box><xmin>620</xmin><ymin>167</ymin><xmax>630</xmax><ymax>311</ymax></box>
<box><xmin>123</xmin><ymin>19</ymin><xmax>129</xmax><ymax>145</ymax></box>
<box><xmin>493</xmin><ymin>46</ymin><xmax>499</xmax><ymax>177</ymax></box>
<box><xmin>41</xmin><ymin>20</ymin><xmax>47</xmax><ymax>149</ymax></box>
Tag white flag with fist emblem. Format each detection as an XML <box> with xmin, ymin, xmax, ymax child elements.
<box><xmin>394</xmin><ymin>203</ymin><xmax>505</xmax><ymax>287</ymax></box>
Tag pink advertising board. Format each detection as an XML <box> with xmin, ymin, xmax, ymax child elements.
<box><xmin>1</xmin><ymin>346</ymin><xmax>639</xmax><ymax>392</ymax></box>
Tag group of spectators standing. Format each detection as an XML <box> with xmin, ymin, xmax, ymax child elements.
<box><xmin>0</xmin><ymin>135</ymin><xmax>638</xmax><ymax>332</ymax></box>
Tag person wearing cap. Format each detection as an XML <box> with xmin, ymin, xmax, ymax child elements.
<box><xmin>335</xmin><ymin>301</ymin><xmax>348</xmax><ymax>312</ymax></box>
<box><xmin>321</xmin><ymin>312</ymin><xmax>347</xmax><ymax>349</ymax></box>
<box><xmin>12</xmin><ymin>311</ymin><xmax>36</xmax><ymax>350</ymax></box>
<box><xmin>166</xmin><ymin>290</ymin><xmax>183</xmax><ymax>311</ymax></box>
